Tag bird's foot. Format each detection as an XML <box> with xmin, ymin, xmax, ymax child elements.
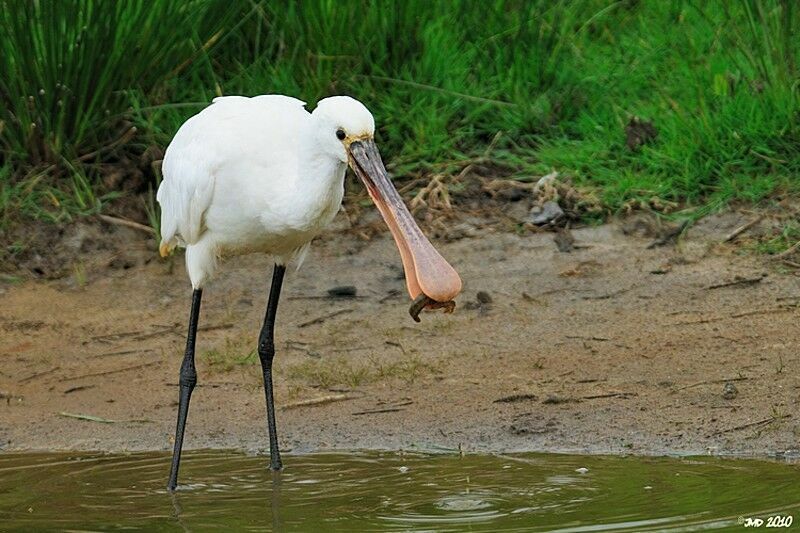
<box><xmin>409</xmin><ymin>294</ymin><xmax>456</xmax><ymax>322</ymax></box>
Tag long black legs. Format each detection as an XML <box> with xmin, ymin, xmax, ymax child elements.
<box><xmin>166</xmin><ymin>264</ymin><xmax>284</xmax><ymax>485</ymax></box>
<box><xmin>168</xmin><ymin>288</ymin><xmax>203</xmax><ymax>491</ymax></box>
<box><xmin>258</xmin><ymin>264</ymin><xmax>286</xmax><ymax>471</ymax></box>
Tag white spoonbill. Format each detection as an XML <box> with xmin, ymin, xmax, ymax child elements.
<box><xmin>157</xmin><ymin>95</ymin><xmax>462</xmax><ymax>490</ymax></box>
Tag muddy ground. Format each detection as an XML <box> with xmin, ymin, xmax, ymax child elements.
<box><xmin>1</xmin><ymin>212</ymin><xmax>799</xmax><ymax>459</ymax></box>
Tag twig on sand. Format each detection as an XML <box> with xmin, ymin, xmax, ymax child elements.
<box><xmin>582</xmin><ymin>391</ymin><xmax>637</xmax><ymax>400</ymax></box>
<box><xmin>706</xmin><ymin>274</ymin><xmax>765</xmax><ymax>290</ymax></box>
<box><xmin>352</xmin><ymin>400</ymin><xmax>414</xmax><ymax>416</ymax></box>
<box><xmin>730</xmin><ymin>307</ymin><xmax>794</xmax><ymax>318</ymax></box>
<box><xmin>385</xmin><ymin>340</ymin><xmax>406</xmax><ymax>354</ymax></box>
<box><xmin>64</xmin><ymin>385</ymin><xmax>95</xmax><ymax>394</ymax></box>
<box><xmin>379</xmin><ymin>289</ymin><xmax>402</xmax><ymax>303</ymax></box>
<box><xmin>89</xmin><ymin>323</ymin><xmax>229</xmax><ymax>345</ymax></box>
<box><xmin>723</xmin><ymin>215</ymin><xmax>763</xmax><ymax>242</ymax></box>
<box><xmin>18</xmin><ymin>366</ymin><xmax>60</xmax><ymax>383</ymax></box>
<box><xmin>297</xmin><ymin>309</ymin><xmax>353</xmax><ymax>328</ymax></box>
<box><xmin>675</xmin><ymin>376</ymin><xmax>749</xmax><ymax>392</ymax></box>
<box><xmin>98</xmin><ymin>214</ymin><xmax>155</xmax><ymax>235</ymax></box>
<box><xmin>58</xmin><ymin>362</ymin><xmax>157</xmax><ymax>382</ymax></box>
<box><xmin>582</xmin><ymin>288</ymin><xmax>631</xmax><ymax>300</ymax></box>
<box><xmin>198</xmin><ymin>323</ymin><xmax>234</xmax><ymax>332</ymax></box>
<box><xmin>494</xmin><ymin>393</ymin><xmax>538</xmax><ymax>403</ymax></box>
<box><xmin>672</xmin><ymin>306</ymin><xmax>793</xmax><ymax>326</ymax></box>
<box><xmin>282</xmin><ymin>394</ymin><xmax>359</xmax><ymax>410</ymax></box>
<box><xmin>710</xmin><ymin>414</ymin><xmax>791</xmax><ymax>436</ymax></box>
<box><xmin>90</xmin><ymin>324</ymin><xmax>175</xmax><ymax>343</ymax></box>
<box><xmin>59</xmin><ymin>412</ymin><xmax>117</xmax><ymax>423</ymax></box>
<box><xmin>352</xmin><ymin>407</ymin><xmax>405</xmax><ymax>416</ymax></box>
<box><xmin>58</xmin><ymin>412</ymin><xmax>153</xmax><ymax>424</ymax></box>
<box><xmin>90</xmin><ymin>349</ymin><xmax>154</xmax><ymax>358</ymax></box>
<box><xmin>774</xmin><ymin>241</ymin><xmax>800</xmax><ymax>260</ymax></box>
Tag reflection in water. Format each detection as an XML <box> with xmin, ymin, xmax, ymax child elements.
<box><xmin>0</xmin><ymin>449</ymin><xmax>798</xmax><ymax>531</ymax></box>
<box><xmin>271</xmin><ymin>470</ymin><xmax>283</xmax><ymax>533</ymax></box>
<box><xmin>170</xmin><ymin>491</ymin><xmax>191</xmax><ymax>532</ymax></box>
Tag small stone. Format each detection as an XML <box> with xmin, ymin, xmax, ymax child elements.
<box><xmin>722</xmin><ymin>382</ymin><xmax>738</xmax><ymax>400</ymax></box>
<box><xmin>528</xmin><ymin>201</ymin><xmax>564</xmax><ymax>225</ymax></box>
<box><xmin>575</xmin><ymin>467</ymin><xmax>589</xmax><ymax>474</ymax></box>
<box><xmin>327</xmin><ymin>286</ymin><xmax>357</xmax><ymax>298</ymax></box>
<box><xmin>398</xmin><ymin>466</ymin><xmax>409</xmax><ymax>473</ymax></box>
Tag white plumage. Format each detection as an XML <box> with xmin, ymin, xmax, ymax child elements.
<box><xmin>157</xmin><ymin>95</ymin><xmax>375</xmax><ymax>288</ymax></box>
<box><xmin>161</xmin><ymin>94</ymin><xmax>462</xmax><ymax>489</ymax></box>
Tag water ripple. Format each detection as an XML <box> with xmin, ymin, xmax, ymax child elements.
<box><xmin>0</xmin><ymin>450</ymin><xmax>798</xmax><ymax>531</ymax></box>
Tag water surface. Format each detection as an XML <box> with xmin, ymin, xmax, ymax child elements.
<box><xmin>1</xmin><ymin>450</ymin><xmax>798</xmax><ymax>531</ymax></box>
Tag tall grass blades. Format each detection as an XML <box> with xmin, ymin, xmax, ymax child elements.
<box><xmin>0</xmin><ymin>0</ymin><xmax>798</xmax><ymax>228</ymax></box>
<box><xmin>0</xmin><ymin>0</ymin><xmax>239</xmax><ymax>223</ymax></box>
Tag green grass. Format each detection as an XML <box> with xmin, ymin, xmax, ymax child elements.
<box><xmin>202</xmin><ymin>336</ymin><xmax>259</xmax><ymax>372</ymax></box>
<box><xmin>0</xmin><ymin>0</ymin><xmax>798</xmax><ymax>234</ymax></box>
<box><xmin>753</xmin><ymin>219</ymin><xmax>800</xmax><ymax>255</ymax></box>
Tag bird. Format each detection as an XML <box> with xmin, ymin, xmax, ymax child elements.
<box><xmin>156</xmin><ymin>94</ymin><xmax>462</xmax><ymax>490</ymax></box>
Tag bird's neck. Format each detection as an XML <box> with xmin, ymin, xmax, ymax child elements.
<box><xmin>287</xmin><ymin>144</ymin><xmax>346</xmax><ymax>225</ymax></box>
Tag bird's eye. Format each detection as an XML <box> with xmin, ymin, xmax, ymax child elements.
<box><xmin>336</xmin><ymin>128</ymin><xmax>346</xmax><ymax>140</ymax></box>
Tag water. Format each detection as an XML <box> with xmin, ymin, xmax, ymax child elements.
<box><xmin>1</xmin><ymin>450</ymin><xmax>798</xmax><ymax>531</ymax></box>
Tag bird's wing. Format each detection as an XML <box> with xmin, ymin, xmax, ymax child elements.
<box><xmin>157</xmin><ymin>128</ymin><xmax>217</xmax><ymax>253</ymax></box>
<box><xmin>156</xmin><ymin>95</ymin><xmax>309</xmax><ymax>255</ymax></box>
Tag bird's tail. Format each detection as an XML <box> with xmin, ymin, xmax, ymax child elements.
<box><xmin>159</xmin><ymin>239</ymin><xmax>176</xmax><ymax>258</ymax></box>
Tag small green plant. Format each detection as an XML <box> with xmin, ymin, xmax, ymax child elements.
<box><xmin>72</xmin><ymin>262</ymin><xmax>87</xmax><ymax>287</ymax></box>
<box><xmin>372</xmin><ymin>356</ymin><xmax>440</xmax><ymax>384</ymax></box>
<box><xmin>753</xmin><ymin>221</ymin><xmax>800</xmax><ymax>255</ymax></box>
<box><xmin>202</xmin><ymin>337</ymin><xmax>258</xmax><ymax>372</ymax></box>
<box><xmin>286</xmin><ymin>358</ymin><xmax>371</xmax><ymax>389</ymax></box>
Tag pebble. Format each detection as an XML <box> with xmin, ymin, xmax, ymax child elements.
<box><xmin>528</xmin><ymin>201</ymin><xmax>564</xmax><ymax>225</ymax></box>
<box><xmin>722</xmin><ymin>382</ymin><xmax>738</xmax><ymax>400</ymax></box>
<box><xmin>327</xmin><ymin>286</ymin><xmax>357</xmax><ymax>298</ymax></box>
<box><xmin>575</xmin><ymin>467</ymin><xmax>589</xmax><ymax>474</ymax></box>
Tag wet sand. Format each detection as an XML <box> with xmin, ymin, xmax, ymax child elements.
<box><xmin>2</xmin><ymin>215</ymin><xmax>799</xmax><ymax>458</ymax></box>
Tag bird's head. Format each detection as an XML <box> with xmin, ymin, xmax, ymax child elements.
<box><xmin>312</xmin><ymin>96</ymin><xmax>462</xmax><ymax>319</ymax></box>
<box><xmin>312</xmin><ymin>95</ymin><xmax>375</xmax><ymax>162</ymax></box>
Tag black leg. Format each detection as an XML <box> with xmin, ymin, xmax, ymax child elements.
<box><xmin>168</xmin><ymin>288</ymin><xmax>203</xmax><ymax>491</ymax></box>
<box><xmin>258</xmin><ymin>264</ymin><xmax>286</xmax><ymax>471</ymax></box>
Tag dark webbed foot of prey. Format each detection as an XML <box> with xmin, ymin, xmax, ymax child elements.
<box><xmin>409</xmin><ymin>294</ymin><xmax>456</xmax><ymax>322</ymax></box>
